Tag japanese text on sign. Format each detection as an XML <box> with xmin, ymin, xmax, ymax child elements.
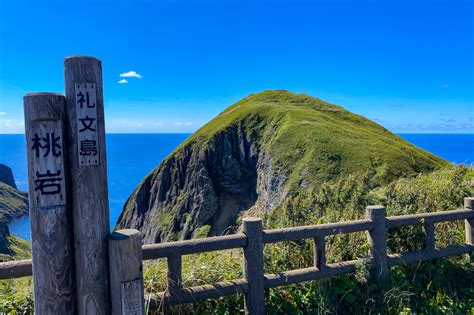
<box><xmin>75</xmin><ymin>83</ymin><xmax>99</xmax><ymax>166</ymax></box>
<box><xmin>121</xmin><ymin>279</ymin><xmax>143</xmax><ymax>315</ymax></box>
<box><xmin>29</xmin><ymin>122</ymin><xmax>66</xmax><ymax>208</ymax></box>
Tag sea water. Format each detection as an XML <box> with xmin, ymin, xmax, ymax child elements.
<box><xmin>1</xmin><ymin>133</ymin><xmax>473</xmax><ymax>241</ymax></box>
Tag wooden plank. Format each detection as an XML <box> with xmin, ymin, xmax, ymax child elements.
<box><xmin>386</xmin><ymin>209</ymin><xmax>474</xmax><ymax>229</ymax></box>
<box><xmin>23</xmin><ymin>93</ymin><xmax>76</xmax><ymax>314</ymax></box>
<box><xmin>150</xmin><ymin>279</ymin><xmax>248</xmax><ymax>308</ymax></box>
<box><xmin>262</xmin><ymin>219</ymin><xmax>373</xmax><ymax>244</ymax></box>
<box><xmin>141</xmin><ymin>233</ymin><xmax>247</xmax><ymax>260</ymax></box>
<box><xmin>109</xmin><ymin>229</ymin><xmax>144</xmax><ymax>315</ymax></box>
<box><xmin>387</xmin><ymin>244</ymin><xmax>474</xmax><ymax>267</ymax></box>
<box><xmin>365</xmin><ymin>205</ymin><xmax>389</xmax><ymax>283</ymax></box>
<box><xmin>242</xmin><ymin>218</ymin><xmax>265</xmax><ymax>315</ymax></box>
<box><xmin>0</xmin><ymin>259</ymin><xmax>32</xmax><ymax>279</ymax></box>
<box><xmin>264</xmin><ymin>260</ymin><xmax>361</xmax><ymax>289</ymax></box>
<box><xmin>64</xmin><ymin>56</ymin><xmax>111</xmax><ymax>314</ymax></box>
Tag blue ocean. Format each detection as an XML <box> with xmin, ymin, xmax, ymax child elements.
<box><xmin>1</xmin><ymin>133</ymin><xmax>473</xmax><ymax>241</ymax></box>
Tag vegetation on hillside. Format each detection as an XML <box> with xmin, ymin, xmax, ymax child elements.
<box><xmin>1</xmin><ymin>166</ymin><xmax>472</xmax><ymax>313</ymax></box>
<box><xmin>178</xmin><ymin>90</ymin><xmax>447</xmax><ymax>189</ymax></box>
<box><xmin>141</xmin><ymin>165</ymin><xmax>473</xmax><ymax>314</ymax></box>
<box><xmin>118</xmin><ymin>90</ymin><xmax>449</xmax><ymax>243</ymax></box>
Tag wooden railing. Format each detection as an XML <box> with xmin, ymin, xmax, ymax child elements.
<box><xmin>1</xmin><ymin>198</ymin><xmax>473</xmax><ymax>314</ymax></box>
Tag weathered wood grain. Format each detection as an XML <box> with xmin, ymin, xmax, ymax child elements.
<box><xmin>23</xmin><ymin>93</ymin><xmax>76</xmax><ymax>314</ymax></box>
<box><xmin>365</xmin><ymin>205</ymin><xmax>389</xmax><ymax>283</ymax></box>
<box><xmin>64</xmin><ymin>56</ymin><xmax>111</xmax><ymax>314</ymax></box>
<box><xmin>242</xmin><ymin>218</ymin><xmax>264</xmax><ymax>315</ymax></box>
<box><xmin>0</xmin><ymin>259</ymin><xmax>32</xmax><ymax>279</ymax></box>
<box><xmin>109</xmin><ymin>229</ymin><xmax>144</xmax><ymax>315</ymax></box>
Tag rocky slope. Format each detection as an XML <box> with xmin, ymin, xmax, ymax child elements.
<box><xmin>116</xmin><ymin>90</ymin><xmax>448</xmax><ymax>243</ymax></box>
<box><xmin>0</xmin><ymin>164</ymin><xmax>29</xmax><ymax>259</ymax></box>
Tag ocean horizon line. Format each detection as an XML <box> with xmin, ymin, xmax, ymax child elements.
<box><xmin>1</xmin><ymin>132</ymin><xmax>473</xmax><ymax>135</ymax></box>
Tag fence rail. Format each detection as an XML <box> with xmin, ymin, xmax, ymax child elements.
<box><xmin>1</xmin><ymin>198</ymin><xmax>473</xmax><ymax>314</ymax></box>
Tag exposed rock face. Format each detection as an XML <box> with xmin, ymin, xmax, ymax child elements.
<box><xmin>0</xmin><ymin>163</ymin><xmax>17</xmax><ymax>189</ymax></box>
<box><xmin>116</xmin><ymin>90</ymin><xmax>447</xmax><ymax>244</ymax></box>
<box><xmin>116</xmin><ymin>124</ymin><xmax>284</xmax><ymax>243</ymax></box>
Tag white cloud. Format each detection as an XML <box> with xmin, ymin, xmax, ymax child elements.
<box><xmin>118</xmin><ymin>79</ymin><xmax>128</xmax><ymax>84</ymax></box>
<box><xmin>137</xmin><ymin>123</ymin><xmax>143</xmax><ymax>127</ymax></box>
<box><xmin>153</xmin><ymin>122</ymin><xmax>163</xmax><ymax>126</ymax></box>
<box><xmin>175</xmin><ymin>122</ymin><xmax>192</xmax><ymax>126</ymax></box>
<box><xmin>119</xmin><ymin>71</ymin><xmax>143</xmax><ymax>79</ymax></box>
<box><xmin>0</xmin><ymin>112</ymin><xmax>6</xmax><ymax>115</ymax></box>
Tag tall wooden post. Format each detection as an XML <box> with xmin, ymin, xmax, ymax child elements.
<box><xmin>365</xmin><ymin>205</ymin><xmax>389</xmax><ymax>284</ymax></box>
<box><xmin>242</xmin><ymin>218</ymin><xmax>265</xmax><ymax>315</ymax></box>
<box><xmin>465</xmin><ymin>197</ymin><xmax>474</xmax><ymax>246</ymax></box>
<box><xmin>109</xmin><ymin>229</ymin><xmax>144</xmax><ymax>315</ymax></box>
<box><xmin>64</xmin><ymin>56</ymin><xmax>111</xmax><ymax>313</ymax></box>
<box><xmin>24</xmin><ymin>93</ymin><xmax>76</xmax><ymax>314</ymax></box>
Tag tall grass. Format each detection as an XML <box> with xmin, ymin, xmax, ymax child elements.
<box><xmin>1</xmin><ymin>166</ymin><xmax>473</xmax><ymax>314</ymax></box>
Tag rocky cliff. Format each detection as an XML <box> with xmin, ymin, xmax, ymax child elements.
<box><xmin>116</xmin><ymin>90</ymin><xmax>447</xmax><ymax>243</ymax></box>
<box><xmin>0</xmin><ymin>163</ymin><xmax>17</xmax><ymax>189</ymax></box>
<box><xmin>0</xmin><ymin>164</ymin><xmax>29</xmax><ymax>258</ymax></box>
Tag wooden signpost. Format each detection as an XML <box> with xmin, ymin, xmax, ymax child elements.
<box><xmin>23</xmin><ymin>93</ymin><xmax>76</xmax><ymax>314</ymax></box>
<box><xmin>109</xmin><ymin>229</ymin><xmax>145</xmax><ymax>315</ymax></box>
<box><xmin>64</xmin><ymin>56</ymin><xmax>111</xmax><ymax>314</ymax></box>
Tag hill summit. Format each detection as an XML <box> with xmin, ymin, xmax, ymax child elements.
<box><xmin>116</xmin><ymin>90</ymin><xmax>447</xmax><ymax>243</ymax></box>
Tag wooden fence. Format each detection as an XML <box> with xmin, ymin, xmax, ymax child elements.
<box><xmin>1</xmin><ymin>56</ymin><xmax>473</xmax><ymax>314</ymax></box>
<box><xmin>1</xmin><ymin>198</ymin><xmax>473</xmax><ymax>314</ymax></box>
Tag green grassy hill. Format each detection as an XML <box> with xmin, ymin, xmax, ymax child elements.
<box><xmin>117</xmin><ymin>90</ymin><xmax>448</xmax><ymax>243</ymax></box>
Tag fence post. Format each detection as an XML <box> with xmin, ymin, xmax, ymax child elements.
<box><xmin>242</xmin><ymin>218</ymin><xmax>265</xmax><ymax>315</ymax></box>
<box><xmin>23</xmin><ymin>93</ymin><xmax>76</xmax><ymax>313</ymax></box>
<box><xmin>64</xmin><ymin>56</ymin><xmax>111</xmax><ymax>313</ymax></box>
<box><xmin>313</xmin><ymin>235</ymin><xmax>326</xmax><ymax>270</ymax></box>
<box><xmin>423</xmin><ymin>222</ymin><xmax>436</xmax><ymax>253</ymax></box>
<box><xmin>109</xmin><ymin>229</ymin><xmax>144</xmax><ymax>315</ymax></box>
<box><xmin>167</xmin><ymin>254</ymin><xmax>183</xmax><ymax>297</ymax></box>
<box><xmin>365</xmin><ymin>205</ymin><xmax>389</xmax><ymax>284</ymax></box>
<box><xmin>465</xmin><ymin>197</ymin><xmax>474</xmax><ymax>246</ymax></box>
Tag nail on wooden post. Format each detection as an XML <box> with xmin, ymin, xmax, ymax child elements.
<box><xmin>109</xmin><ymin>229</ymin><xmax>144</xmax><ymax>315</ymax></box>
<box><xmin>465</xmin><ymin>198</ymin><xmax>474</xmax><ymax>246</ymax></box>
<box><xmin>242</xmin><ymin>218</ymin><xmax>265</xmax><ymax>315</ymax></box>
<box><xmin>64</xmin><ymin>56</ymin><xmax>111</xmax><ymax>313</ymax></box>
<box><xmin>24</xmin><ymin>93</ymin><xmax>76</xmax><ymax>313</ymax></box>
<box><xmin>423</xmin><ymin>222</ymin><xmax>436</xmax><ymax>252</ymax></box>
<box><xmin>167</xmin><ymin>255</ymin><xmax>183</xmax><ymax>297</ymax></box>
<box><xmin>313</xmin><ymin>235</ymin><xmax>326</xmax><ymax>270</ymax></box>
<box><xmin>365</xmin><ymin>205</ymin><xmax>389</xmax><ymax>284</ymax></box>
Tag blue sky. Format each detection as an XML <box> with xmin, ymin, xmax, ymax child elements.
<box><xmin>0</xmin><ymin>0</ymin><xmax>472</xmax><ymax>133</ymax></box>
